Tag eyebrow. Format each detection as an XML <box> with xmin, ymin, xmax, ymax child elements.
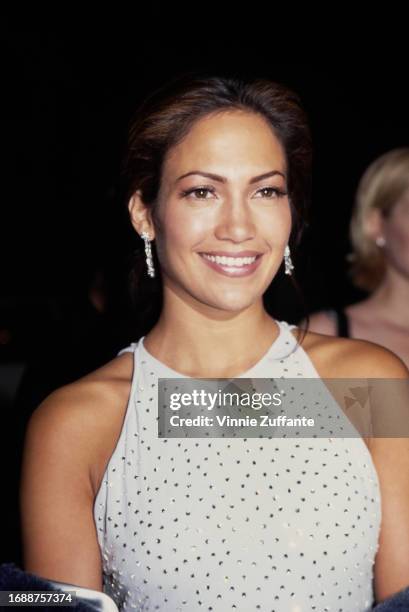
<box><xmin>175</xmin><ymin>170</ymin><xmax>286</xmax><ymax>184</ymax></box>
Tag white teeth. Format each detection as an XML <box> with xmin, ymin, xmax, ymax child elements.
<box><xmin>202</xmin><ymin>254</ymin><xmax>257</xmax><ymax>267</ymax></box>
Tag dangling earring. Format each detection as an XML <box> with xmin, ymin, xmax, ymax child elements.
<box><xmin>141</xmin><ymin>231</ymin><xmax>155</xmax><ymax>278</ymax></box>
<box><xmin>284</xmin><ymin>245</ymin><xmax>294</xmax><ymax>275</ymax></box>
<box><xmin>375</xmin><ymin>236</ymin><xmax>386</xmax><ymax>247</ymax></box>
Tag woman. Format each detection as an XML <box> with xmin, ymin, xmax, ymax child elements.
<box><xmin>304</xmin><ymin>148</ymin><xmax>409</xmax><ymax>369</ymax></box>
<box><xmin>19</xmin><ymin>75</ymin><xmax>409</xmax><ymax>611</ymax></box>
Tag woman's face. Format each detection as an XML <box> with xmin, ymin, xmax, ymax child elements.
<box><xmin>381</xmin><ymin>187</ymin><xmax>409</xmax><ymax>279</ymax></box>
<box><xmin>153</xmin><ymin>110</ymin><xmax>292</xmax><ymax>313</ymax></box>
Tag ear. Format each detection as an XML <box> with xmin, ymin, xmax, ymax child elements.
<box><xmin>363</xmin><ymin>207</ymin><xmax>384</xmax><ymax>241</ymax></box>
<box><xmin>128</xmin><ymin>190</ymin><xmax>156</xmax><ymax>240</ymax></box>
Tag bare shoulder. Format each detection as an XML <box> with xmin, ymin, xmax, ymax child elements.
<box><xmin>295</xmin><ymin>329</ymin><xmax>409</xmax><ymax>459</ymax></box>
<box><xmin>26</xmin><ymin>350</ymin><xmax>135</xmax><ymax>497</ymax></box>
<box><xmin>292</xmin><ymin>328</ymin><xmax>409</xmax><ymax>601</ymax></box>
<box><xmin>297</xmin><ymin>327</ymin><xmax>409</xmax><ymax>379</ymax></box>
<box><xmin>20</xmin><ymin>350</ymin><xmax>135</xmax><ymax>587</ymax></box>
<box><xmin>298</xmin><ymin>310</ymin><xmax>336</xmax><ymax>336</ymax></box>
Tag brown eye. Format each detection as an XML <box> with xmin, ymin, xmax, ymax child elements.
<box><xmin>181</xmin><ymin>187</ymin><xmax>216</xmax><ymax>200</ymax></box>
<box><xmin>255</xmin><ymin>187</ymin><xmax>287</xmax><ymax>199</ymax></box>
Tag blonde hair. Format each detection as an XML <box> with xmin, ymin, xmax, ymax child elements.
<box><xmin>348</xmin><ymin>148</ymin><xmax>409</xmax><ymax>291</ymax></box>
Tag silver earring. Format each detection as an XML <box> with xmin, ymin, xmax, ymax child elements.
<box><xmin>141</xmin><ymin>231</ymin><xmax>155</xmax><ymax>278</ymax></box>
<box><xmin>375</xmin><ymin>236</ymin><xmax>386</xmax><ymax>247</ymax></box>
<box><xmin>284</xmin><ymin>245</ymin><xmax>294</xmax><ymax>275</ymax></box>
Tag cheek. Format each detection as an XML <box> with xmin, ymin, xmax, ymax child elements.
<box><xmin>385</xmin><ymin>220</ymin><xmax>409</xmax><ymax>249</ymax></box>
<box><xmin>157</xmin><ymin>206</ymin><xmax>212</xmax><ymax>261</ymax></box>
<box><xmin>384</xmin><ymin>219</ymin><xmax>409</xmax><ymax>264</ymax></box>
<box><xmin>260</xmin><ymin>205</ymin><xmax>292</xmax><ymax>244</ymax></box>
<box><xmin>156</xmin><ymin>200</ymin><xmax>292</xmax><ymax>258</ymax></box>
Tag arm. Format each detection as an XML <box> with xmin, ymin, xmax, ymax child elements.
<box><xmin>19</xmin><ymin>384</ymin><xmax>103</xmax><ymax>590</ymax></box>
<box><xmin>356</xmin><ymin>347</ymin><xmax>409</xmax><ymax>603</ymax></box>
<box><xmin>372</xmin><ymin>434</ymin><xmax>409</xmax><ymax>603</ymax></box>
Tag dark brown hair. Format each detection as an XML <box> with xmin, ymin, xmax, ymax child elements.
<box><xmin>120</xmin><ymin>72</ymin><xmax>312</xmax><ymax>339</ymax></box>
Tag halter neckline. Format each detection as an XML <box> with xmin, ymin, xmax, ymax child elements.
<box><xmin>138</xmin><ymin>319</ymin><xmax>298</xmax><ymax>379</ymax></box>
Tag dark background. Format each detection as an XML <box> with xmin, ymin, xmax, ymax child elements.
<box><xmin>1</xmin><ymin>19</ymin><xmax>408</xmax><ymax>567</ymax></box>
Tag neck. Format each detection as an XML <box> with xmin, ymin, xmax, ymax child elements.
<box><xmin>365</xmin><ymin>266</ymin><xmax>409</xmax><ymax>327</ymax></box>
<box><xmin>143</xmin><ymin>286</ymin><xmax>279</xmax><ymax>376</ymax></box>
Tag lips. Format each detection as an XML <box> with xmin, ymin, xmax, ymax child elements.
<box><xmin>199</xmin><ymin>252</ymin><xmax>263</xmax><ymax>277</ymax></box>
<box><xmin>200</xmin><ymin>250</ymin><xmax>262</xmax><ymax>258</ymax></box>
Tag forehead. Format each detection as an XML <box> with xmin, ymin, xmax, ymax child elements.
<box><xmin>163</xmin><ymin>110</ymin><xmax>286</xmax><ymax>179</ymax></box>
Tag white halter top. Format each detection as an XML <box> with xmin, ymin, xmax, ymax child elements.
<box><xmin>93</xmin><ymin>320</ymin><xmax>381</xmax><ymax>611</ymax></box>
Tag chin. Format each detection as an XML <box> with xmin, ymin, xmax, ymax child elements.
<box><xmin>200</xmin><ymin>293</ymin><xmax>260</xmax><ymax>314</ymax></box>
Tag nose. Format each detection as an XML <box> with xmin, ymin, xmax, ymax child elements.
<box><xmin>214</xmin><ymin>198</ymin><xmax>256</xmax><ymax>243</ymax></box>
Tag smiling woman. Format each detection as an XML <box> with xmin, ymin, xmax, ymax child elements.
<box><xmin>129</xmin><ymin>107</ymin><xmax>294</xmax><ymax>319</ymax></box>
<box><xmin>121</xmin><ymin>75</ymin><xmax>312</xmax><ymax>338</ymax></box>
<box><xmin>19</xmin><ymin>73</ymin><xmax>409</xmax><ymax>612</ymax></box>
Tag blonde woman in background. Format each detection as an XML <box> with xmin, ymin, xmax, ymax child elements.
<box><xmin>302</xmin><ymin>148</ymin><xmax>409</xmax><ymax>369</ymax></box>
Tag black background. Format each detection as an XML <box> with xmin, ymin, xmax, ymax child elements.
<box><xmin>2</xmin><ymin>25</ymin><xmax>408</xmax><ymax>317</ymax></box>
<box><xmin>1</xmin><ymin>17</ymin><xmax>408</xmax><ymax>567</ymax></box>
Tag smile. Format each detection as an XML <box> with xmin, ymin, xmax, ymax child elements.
<box><xmin>199</xmin><ymin>253</ymin><xmax>263</xmax><ymax>277</ymax></box>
